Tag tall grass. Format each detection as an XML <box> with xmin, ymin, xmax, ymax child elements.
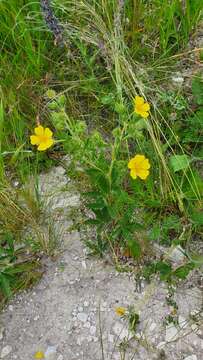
<box><xmin>52</xmin><ymin>0</ymin><xmax>202</xmax><ymax>208</ymax></box>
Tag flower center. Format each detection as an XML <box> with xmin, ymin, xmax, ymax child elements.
<box><xmin>39</xmin><ymin>135</ymin><xmax>49</xmax><ymax>143</ymax></box>
<box><xmin>136</xmin><ymin>104</ymin><xmax>143</xmax><ymax>112</ymax></box>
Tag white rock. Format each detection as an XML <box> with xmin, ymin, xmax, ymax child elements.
<box><xmin>84</xmin><ymin>301</ymin><xmax>89</xmax><ymax>307</ymax></box>
<box><xmin>0</xmin><ymin>327</ymin><xmax>5</xmax><ymax>341</ymax></box>
<box><xmin>57</xmin><ymin>356</ymin><xmax>64</xmax><ymax>360</ymax></box>
<box><xmin>90</xmin><ymin>326</ymin><xmax>96</xmax><ymax>335</ymax></box>
<box><xmin>45</xmin><ymin>346</ymin><xmax>57</xmax><ymax>360</ymax></box>
<box><xmin>191</xmin><ymin>323</ymin><xmax>202</xmax><ymax>335</ymax></box>
<box><xmin>77</xmin><ymin>312</ymin><xmax>88</xmax><ymax>323</ymax></box>
<box><xmin>190</xmin><ymin>310</ymin><xmax>199</xmax><ymax>317</ymax></box>
<box><xmin>149</xmin><ymin>322</ymin><xmax>157</xmax><ymax>332</ymax></box>
<box><xmin>78</xmin><ymin>306</ymin><xmax>83</xmax><ymax>312</ymax></box>
<box><xmin>113</xmin><ymin>322</ymin><xmax>129</xmax><ymax>340</ymax></box>
<box><xmin>168</xmin><ymin>245</ymin><xmax>186</xmax><ymax>265</ymax></box>
<box><xmin>171</xmin><ymin>73</ymin><xmax>184</xmax><ymax>86</ymax></box>
<box><xmin>1</xmin><ymin>345</ymin><xmax>12</xmax><ymax>358</ymax></box>
<box><xmin>184</xmin><ymin>356</ymin><xmax>197</xmax><ymax>360</ymax></box>
<box><xmin>178</xmin><ymin>316</ymin><xmax>188</xmax><ymax>329</ymax></box>
<box><xmin>165</xmin><ymin>324</ymin><xmax>179</xmax><ymax>342</ymax></box>
<box><xmin>157</xmin><ymin>342</ymin><xmax>166</xmax><ymax>349</ymax></box>
<box><xmin>8</xmin><ymin>305</ymin><xmax>13</xmax><ymax>312</ymax></box>
<box><xmin>81</xmin><ymin>261</ymin><xmax>87</xmax><ymax>269</ymax></box>
<box><xmin>83</xmin><ymin>321</ymin><xmax>91</xmax><ymax>328</ymax></box>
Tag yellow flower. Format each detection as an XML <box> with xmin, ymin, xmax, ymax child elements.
<box><xmin>134</xmin><ymin>96</ymin><xmax>150</xmax><ymax>118</ymax></box>
<box><xmin>128</xmin><ymin>154</ymin><xmax>150</xmax><ymax>180</ymax></box>
<box><xmin>30</xmin><ymin>125</ymin><xmax>54</xmax><ymax>151</ymax></box>
<box><xmin>115</xmin><ymin>307</ymin><xmax>126</xmax><ymax>316</ymax></box>
<box><xmin>34</xmin><ymin>351</ymin><xmax>45</xmax><ymax>359</ymax></box>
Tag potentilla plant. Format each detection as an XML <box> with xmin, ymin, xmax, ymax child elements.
<box><xmin>30</xmin><ymin>91</ymin><xmax>155</xmax><ymax>260</ymax></box>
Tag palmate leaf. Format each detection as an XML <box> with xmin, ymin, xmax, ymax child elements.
<box><xmin>169</xmin><ymin>154</ymin><xmax>190</xmax><ymax>172</ymax></box>
<box><xmin>86</xmin><ymin>168</ymin><xmax>110</xmax><ymax>194</ymax></box>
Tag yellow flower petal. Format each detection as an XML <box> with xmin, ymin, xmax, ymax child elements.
<box><xmin>115</xmin><ymin>307</ymin><xmax>126</xmax><ymax>316</ymax></box>
<box><xmin>128</xmin><ymin>158</ymin><xmax>136</xmax><ymax>169</ymax></box>
<box><xmin>134</xmin><ymin>96</ymin><xmax>150</xmax><ymax>119</ymax></box>
<box><xmin>136</xmin><ymin>169</ymin><xmax>149</xmax><ymax>180</ymax></box>
<box><xmin>30</xmin><ymin>135</ymin><xmax>40</xmax><ymax>145</ymax></box>
<box><xmin>130</xmin><ymin>169</ymin><xmax>137</xmax><ymax>179</ymax></box>
<box><xmin>135</xmin><ymin>96</ymin><xmax>144</xmax><ymax>106</ymax></box>
<box><xmin>34</xmin><ymin>351</ymin><xmax>45</xmax><ymax>359</ymax></box>
<box><xmin>134</xmin><ymin>154</ymin><xmax>145</xmax><ymax>164</ymax></box>
<box><xmin>128</xmin><ymin>154</ymin><xmax>150</xmax><ymax>180</ymax></box>
<box><xmin>140</xmin><ymin>111</ymin><xmax>149</xmax><ymax>118</ymax></box>
<box><xmin>34</xmin><ymin>125</ymin><xmax>45</xmax><ymax>136</ymax></box>
<box><xmin>142</xmin><ymin>103</ymin><xmax>150</xmax><ymax>112</ymax></box>
<box><xmin>44</xmin><ymin>127</ymin><xmax>53</xmax><ymax>138</ymax></box>
<box><xmin>37</xmin><ymin>138</ymin><xmax>54</xmax><ymax>151</ymax></box>
<box><xmin>142</xmin><ymin>159</ymin><xmax>151</xmax><ymax>170</ymax></box>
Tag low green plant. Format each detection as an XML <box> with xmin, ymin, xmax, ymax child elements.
<box><xmin>47</xmin><ymin>91</ymin><xmax>157</xmax><ymax>260</ymax></box>
<box><xmin>44</xmin><ymin>88</ymin><xmax>202</xmax><ymax>283</ymax></box>
<box><xmin>0</xmin><ymin>232</ymin><xmax>42</xmax><ymax>306</ymax></box>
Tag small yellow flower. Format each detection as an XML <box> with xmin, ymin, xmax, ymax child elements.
<box><xmin>34</xmin><ymin>351</ymin><xmax>45</xmax><ymax>359</ymax></box>
<box><xmin>134</xmin><ymin>96</ymin><xmax>150</xmax><ymax>118</ymax></box>
<box><xmin>115</xmin><ymin>307</ymin><xmax>126</xmax><ymax>316</ymax></box>
<box><xmin>128</xmin><ymin>154</ymin><xmax>150</xmax><ymax>180</ymax></box>
<box><xmin>30</xmin><ymin>125</ymin><xmax>54</xmax><ymax>151</ymax></box>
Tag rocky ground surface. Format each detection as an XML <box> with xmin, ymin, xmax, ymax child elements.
<box><xmin>0</xmin><ymin>164</ymin><xmax>202</xmax><ymax>360</ymax></box>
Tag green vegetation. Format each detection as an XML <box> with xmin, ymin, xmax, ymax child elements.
<box><xmin>0</xmin><ymin>0</ymin><xmax>203</xmax><ymax>304</ymax></box>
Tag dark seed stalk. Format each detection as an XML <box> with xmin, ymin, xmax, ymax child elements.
<box><xmin>40</xmin><ymin>0</ymin><xmax>64</xmax><ymax>46</ymax></box>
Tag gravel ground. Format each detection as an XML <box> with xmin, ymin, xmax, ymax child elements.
<box><xmin>0</xmin><ymin>165</ymin><xmax>202</xmax><ymax>360</ymax></box>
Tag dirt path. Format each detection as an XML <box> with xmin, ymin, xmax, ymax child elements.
<box><xmin>0</xmin><ymin>166</ymin><xmax>202</xmax><ymax>360</ymax></box>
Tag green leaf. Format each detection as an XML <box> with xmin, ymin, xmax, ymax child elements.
<box><xmin>190</xmin><ymin>211</ymin><xmax>203</xmax><ymax>226</ymax></box>
<box><xmin>173</xmin><ymin>262</ymin><xmax>195</xmax><ymax>279</ymax></box>
<box><xmin>169</xmin><ymin>154</ymin><xmax>190</xmax><ymax>172</ymax></box>
<box><xmin>149</xmin><ymin>225</ymin><xmax>161</xmax><ymax>241</ymax></box>
<box><xmin>87</xmin><ymin>198</ymin><xmax>106</xmax><ymax>210</ymax></box>
<box><xmin>0</xmin><ymin>273</ymin><xmax>12</xmax><ymax>298</ymax></box>
<box><xmin>127</xmin><ymin>239</ymin><xmax>141</xmax><ymax>259</ymax></box>
<box><xmin>155</xmin><ymin>261</ymin><xmax>172</xmax><ymax>280</ymax></box>
<box><xmin>192</xmin><ymin>74</ymin><xmax>203</xmax><ymax>105</ymax></box>
<box><xmin>86</xmin><ymin>169</ymin><xmax>110</xmax><ymax>194</ymax></box>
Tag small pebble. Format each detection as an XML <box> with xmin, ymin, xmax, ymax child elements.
<box><xmin>1</xmin><ymin>345</ymin><xmax>12</xmax><ymax>358</ymax></box>
<box><xmin>0</xmin><ymin>327</ymin><xmax>5</xmax><ymax>341</ymax></box>
<box><xmin>184</xmin><ymin>355</ymin><xmax>197</xmax><ymax>360</ymax></box>
<box><xmin>90</xmin><ymin>326</ymin><xmax>96</xmax><ymax>335</ymax></box>
<box><xmin>77</xmin><ymin>312</ymin><xmax>88</xmax><ymax>323</ymax></box>
<box><xmin>57</xmin><ymin>356</ymin><xmax>64</xmax><ymax>360</ymax></box>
